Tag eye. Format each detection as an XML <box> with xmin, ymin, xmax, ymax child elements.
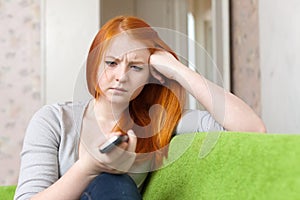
<box><xmin>130</xmin><ymin>65</ymin><xmax>143</xmax><ymax>71</ymax></box>
<box><xmin>105</xmin><ymin>61</ymin><xmax>117</xmax><ymax>67</ymax></box>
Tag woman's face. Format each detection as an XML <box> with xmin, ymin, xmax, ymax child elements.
<box><xmin>97</xmin><ymin>33</ymin><xmax>151</xmax><ymax>104</ymax></box>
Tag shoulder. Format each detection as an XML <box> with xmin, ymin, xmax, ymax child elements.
<box><xmin>25</xmin><ymin>100</ymin><xmax>90</xmax><ymax>142</ymax></box>
<box><xmin>32</xmin><ymin>100</ymin><xmax>89</xmax><ymax>122</ymax></box>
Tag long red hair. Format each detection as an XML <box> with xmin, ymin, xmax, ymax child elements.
<box><xmin>86</xmin><ymin>16</ymin><xmax>186</xmax><ymax>167</ymax></box>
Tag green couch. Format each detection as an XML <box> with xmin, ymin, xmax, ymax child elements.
<box><xmin>2</xmin><ymin>132</ymin><xmax>300</xmax><ymax>200</ymax></box>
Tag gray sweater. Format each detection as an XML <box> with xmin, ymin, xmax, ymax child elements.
<box><xmin>14</xmin><ymin>100</ymin><xmax>223</xmax><ymax>200</ymax></box>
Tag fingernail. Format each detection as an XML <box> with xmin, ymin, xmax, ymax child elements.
<box><xmin>127</xmin><ymin>129</ymin><xmax>134</xmax><ymax>136</ymax></box>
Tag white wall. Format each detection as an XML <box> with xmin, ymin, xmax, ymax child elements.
<box><xmin>259</xmin><ymin>0</ymin><xmax>300</xmax><ymax>133</ymax></box>
<box><xmin>100</xmin><ymin>0</ymin><xmax>135</xmax><ymax>25</ymax></box>
<box><xmin>45</xmin><ymin>0</ymin><xmax>99</xmax><ymax>104</ymax></box>
<box><xmin>45</xmin><ymin>0</ymin><xmax>187</xmax><ymax>104</ymax></box>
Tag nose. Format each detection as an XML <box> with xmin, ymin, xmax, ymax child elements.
<box><xmin>115</xmin><ymin>63</ymin><xmax>128</xmax><ymax>83</ymax></box>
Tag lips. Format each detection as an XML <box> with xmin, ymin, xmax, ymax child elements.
<box><xmin>110</xmin><ymin>87</ymin><xmax>128</xmax><ymax>92</ymax></box>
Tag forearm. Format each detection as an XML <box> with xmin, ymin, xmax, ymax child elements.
<box><xmin>176</xmin><ymin>65</ymin><xmax>266</xmax><ymax>132</ymax></box>
<box><xmin>31</xmin><ymin>161</ymin><xmax>97</xmax><ymax>200</ymax></box>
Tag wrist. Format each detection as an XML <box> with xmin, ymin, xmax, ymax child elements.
<box><xmin>74</xmin><ymin>160</ymin><xmax>100</xmax><ymax>179</ymax></box>
<box><xmin>174</xmin><ymin>63</ymin><xmax>193</xmax><ymax>83</ymax></box>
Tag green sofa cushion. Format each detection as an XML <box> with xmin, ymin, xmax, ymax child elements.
<box><xmin>143</xmin><ymin>132</ymin><xmax>300</xmax><ymax>200</ymax></box>
<box><xmin>2</xmin><ymin>132</ymin><xmax>300</xmax><ymax>199</ymax></box>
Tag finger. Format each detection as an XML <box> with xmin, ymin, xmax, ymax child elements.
<box><xmin>104</xmin><ymin>131</ymin><xmax>137</xmax><ymax>172</ymax></box>
<box><xmin>110</xmin><ymin>131</ymin><xmax>123</xmax><ymax>137</ymax></box>
<box><xmin>150</xmin><ymin>67</ymin><xmax>165</xmax><ymax>84</ymax></box>
<box><xmin>100</xmin><ymin>131</ymin><xmax>122</xmax><ymax>145</ymax></box>
<box><xmin>150</xmin><ymin>66</ymin><xmax>165</xmax><ymax>84</ymax></box>
<box><xmin>127</xmin><ymin>129</ymin><xmax>137</xmax><ymax>153</ymax></box>
<box><xmin>105</xmin><ymin>141</ymin><xmax>128</xmax><ymax>158</ymax></box>
<box><xmin>98</xmin><ymin>132</ymin><xmax>128</xmax><ymax>160</ymax></box>
<box><xmin>117</xmin><ymin>141</ymin><xmax>129</xmax><ymax>150</ymax></box>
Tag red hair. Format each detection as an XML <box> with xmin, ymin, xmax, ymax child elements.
<box><xmin>86</xmin><ymin>16</ymin><xmax>186</xmax><ymax>167</ymax></box>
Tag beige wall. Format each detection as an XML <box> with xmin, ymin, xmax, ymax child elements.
<box><xmin>0</xmin><ymin>0</ymin><xmax>100</xmax><ymax>185</ymax></box>
<box><xmin>0</xmin><ymin>0</ymin><xmax>42</xmax><ymax>185</ymax></box>
<box><xmin>230</xmin><ymin>0</ymin><xmax>261</xmax><ymax>115</ymax></box>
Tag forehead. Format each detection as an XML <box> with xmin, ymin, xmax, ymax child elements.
<box><xmin>105</xmin><ymin>33</ymin><xmax>150</xmax><ymax>58</ymax></box>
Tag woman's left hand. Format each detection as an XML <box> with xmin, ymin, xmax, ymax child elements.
<box><xmin>149</xmin><ymin>50</ymin><xmax>185</xmax><ymax>84</ymax></box>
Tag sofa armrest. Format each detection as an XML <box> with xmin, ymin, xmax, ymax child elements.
<box><xmin>142</xmin><ymin>132</ymin><xmax>300</xmax><ymax>199</ymax></box>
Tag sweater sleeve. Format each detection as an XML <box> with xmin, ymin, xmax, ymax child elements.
<box><xmin>175</xmin><ymin>109</ymin><xmax>224</xmax><ymax>134</ymax></box>
<box><xmin>14</xmin><ymin>105</ymin><xmax>62</xmax><ymax>200</ymax></box>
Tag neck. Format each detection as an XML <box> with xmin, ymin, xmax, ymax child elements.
<box><xmin>92</xmin><ymin>98</ymin><xmax>128</xmax><ymax>124</ymax></box>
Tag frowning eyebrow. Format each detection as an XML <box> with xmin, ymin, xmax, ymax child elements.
<box><xmin>104</xmin><ymin>56</ymin><xmax>119</xmax><ymax>60</ymax></box>
<box><xmin>104</xmin><ymin>55</ymin><xmax>147</xmax><ymax>64</ymax></box>
<box><xmin>128</xmin><ymin>61</ymin><xmax>147</xmax><ymax>66</ymax></box>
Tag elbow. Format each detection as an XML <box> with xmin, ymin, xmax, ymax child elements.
<box><xmin>254</xmin><ymin>120</ymin><xmax>267</xmax><ymax>133</ymax></box>
<box><xmin>240</xmin><ymin>119</ymin><xmax>267</xmax><ymax>133</ymax></box>
<box><xmin>257</xmin><ymin>125</ymin><xmax>267</xmax><ymax>133</ymax></box>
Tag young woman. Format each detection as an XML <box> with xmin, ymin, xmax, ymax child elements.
<box><xmin>14</xmin><ymin>16</ymin><xmax>265</xmax><ymax>200</ymax></box>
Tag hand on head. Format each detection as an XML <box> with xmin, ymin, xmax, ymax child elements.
<box><xmin>150</xmin><ymin>50</ymin><xmax>184</xmax><ymax>84</ymax></box>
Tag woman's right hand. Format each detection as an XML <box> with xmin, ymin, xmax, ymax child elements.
<box><xmin>77</xmin><ymin>129</ymin><xmax>137</xmax><ymax>176</ymax></box>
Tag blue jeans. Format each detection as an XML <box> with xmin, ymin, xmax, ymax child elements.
<box><xmin>80</xmin><ymin>173</ymin><xmax>142</xmax><ymax>200</ymax></box>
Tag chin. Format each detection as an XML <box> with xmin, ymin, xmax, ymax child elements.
<box><xmin>109</xmin><ymin>95</ymin><xmax>131</xmax><ymax>105</ymax></box>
